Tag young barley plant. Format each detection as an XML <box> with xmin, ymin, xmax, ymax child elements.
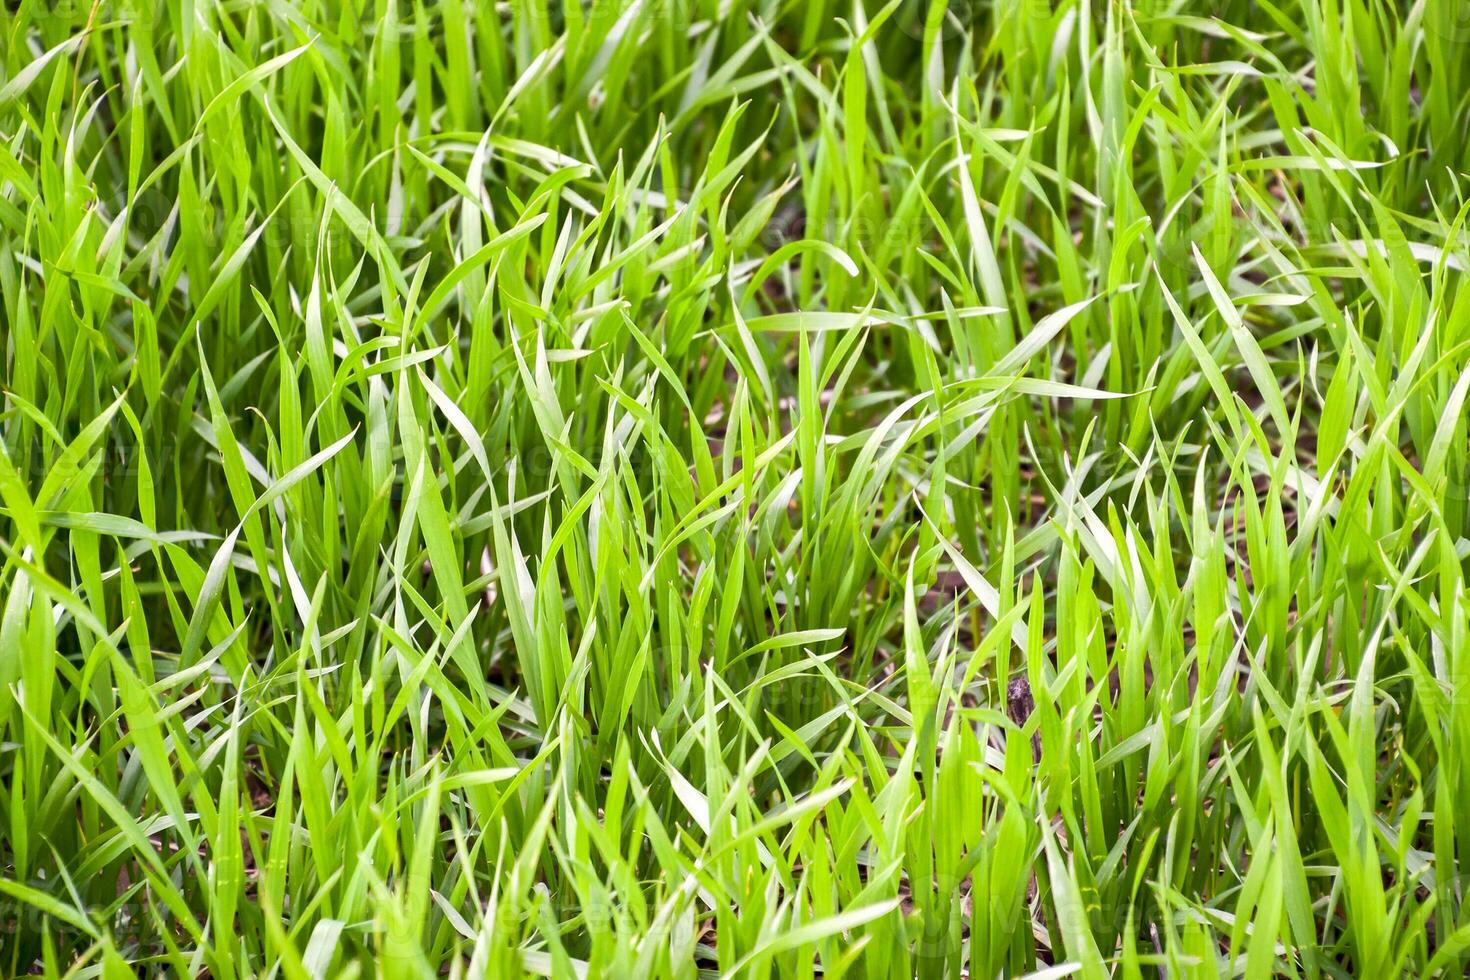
<box><xmin>1</xmin><ymin>0</ymin><xmax>1469</xmax><ymax>976</ymax></box>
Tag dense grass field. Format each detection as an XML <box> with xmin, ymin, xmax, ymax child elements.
<box><xmin>2</xmin><ymin>0</ymin><xmax>1470</xmax><ymax>975</ymax></box>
